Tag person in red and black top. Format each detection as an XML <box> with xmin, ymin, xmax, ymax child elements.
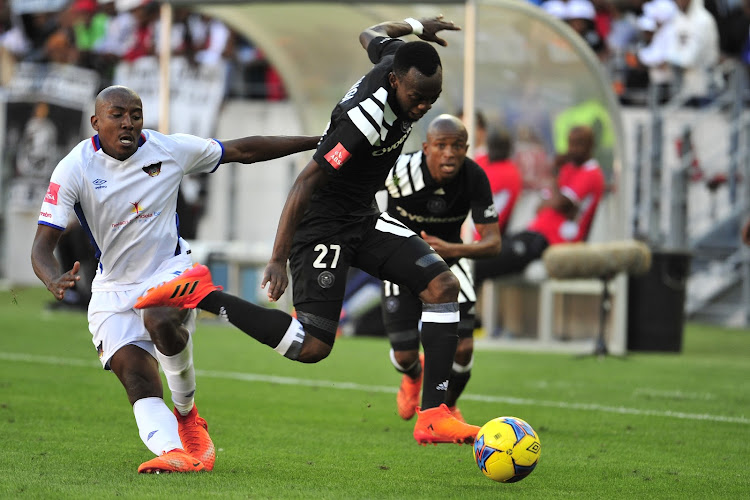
<box><xmin>136</xmin><ymin>16</ymin><xmax>482</xmax><ymax>446</ymax></box>
<box><xmin>380</xmin><ymin>114</ymin><xmax>500</xmax><ymax>425</ymax></box>
<box><xmin>474</xmin><ymin>125</ymin><xmax>605</xmax><ymax>283</ymax></box>
<box><xmin>475</xmin><ymin>126</ymin><xmax>523</xmax><ymax>236</ymax></box>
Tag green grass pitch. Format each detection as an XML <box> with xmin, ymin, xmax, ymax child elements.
<box><xmin>0</xmin><ymin>287</ymin><xmax>748</xmax><ymax>499</ymax></box>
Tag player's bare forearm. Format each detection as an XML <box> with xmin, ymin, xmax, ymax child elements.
<box><xmin>220</xmin><ymin>135</ymin><xmax>321</xmax><ymax>164</ymax></box>
<box><xmin>421</xmin><ymin>223</ymin><xmax>500</xmax><ymax>260</ymax></box>
<box><xmin>467</xmin><ymin>223</ymin><xmax>502</xmax><ymax>259</ymax></box>
<box><xmin>263</xmin><ymin>160</ymin><xmax>329</xmax><ymax>301</ymax></box>
<box><xmin>31</xmin><ymin>225</ymin><xmax>80</xmax><ymax>300</ymax></box>
<box><xmin>359</xmin><ymin>15</ymin><xmax>461</xmax><ymax>50</ymax></box>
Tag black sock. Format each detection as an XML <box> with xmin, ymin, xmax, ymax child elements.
<box><xmin>198</xmin><ymin>291</ymin><xmax>292</xmax><ymax>349</ymax></box>
<box><xmin>445</xmin><ymin>369</ymin><xmax>471</xmax><ymax>408</ymax></box>
<box><xmin>419</xmin><ymin>303</ymin><xmax>459</xmax><ymax>410</ymax></box>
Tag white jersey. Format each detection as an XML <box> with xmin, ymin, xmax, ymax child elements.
<box><xmin>38</xmin><ymin>129</ymin><xmax>224</xmax><ymax>291</ymax></box>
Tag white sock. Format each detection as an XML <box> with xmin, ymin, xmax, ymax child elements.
<box><xmin>389</xmin><ymin>348</ymin><xmax>418</xmax><ymax>373</ymax></box>
<box><xmin>133</xmin><ymin>397</ymin><xmax>183</xmax><ymax>455</ymax></box>
<box><xmin>155</xmin><ymin>335</ymin><xmax>196</xmax><ymax>417</ymax></box>
<box><xmin>274</xmin><ymin>317</ymin><xmax>306</xmax><ymax>360</ymax></box>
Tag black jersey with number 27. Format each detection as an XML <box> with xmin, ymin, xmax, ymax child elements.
<box><xmin>311</xmin><ymin>37</ymin><xmax>414</xmax><ymax>219</ymax></box>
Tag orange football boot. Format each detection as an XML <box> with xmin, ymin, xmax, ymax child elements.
<box><xmin>137</xmin><ymin>448</ymin><xmax>204</xmax><ymax>474</ymax></box>
<box><xmin>448</xmin><ymin>406</ymin><xmax>466</xmax><ymax>423</ymax></box>
<box><xmin>174</xmin><ymin>405</ymin><xmax>215</xmax><ymax>471</ymax></box>
<box><xmin>413</xmin><ymin>404</ymin><xmax>480</xmax><ymax>445</ymax></box>
<box><xmin>135</xmin><ymin>264</ymin><xmax>222</xmax><ymax>309</ymax></box>
<box><xmin>396</xmin><ymin>353</ymin><xmax>424</xmax><ymax>420</ymax></box>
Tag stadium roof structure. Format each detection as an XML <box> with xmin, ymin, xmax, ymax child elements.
<box><xmin>160</xmin><ymin>0</ymin><xmax>628</xmax><ymax>238</ymax></box>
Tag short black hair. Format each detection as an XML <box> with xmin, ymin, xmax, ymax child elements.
<box><xmin>457</xmin><ymin>108</ymin><xmax>487</xmax><ymax>131</ymax></box>
<box><xmin>487</xmin><ymin>126</ymin><xmax>512</xmax><ymax>162</ymax></box>
<box><xmin>393</xmin><ymin>41</ymin><xmax>441</xmax><ymax>78</ymax></box>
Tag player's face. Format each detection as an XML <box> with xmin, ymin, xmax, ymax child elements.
<box><xmin>423</xmin><ymin>129</ymin><xmax>468</xmax><ymax>184</ymax></box>
<box><xmin>91</xmin><ymin>93</ymin><xmax>143</xmax><ymax>161</ymax></box>
<box><xmin>390</xmin><ymin>67</ymin><xmax>442</xmax><ymax>122</ymax></box>
<box><xmin>567</xmin><ymin>129</ymin><xmax>592</xmax><ymax>165</ymax></box>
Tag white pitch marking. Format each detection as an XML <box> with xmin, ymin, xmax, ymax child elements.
<box><xmin>1</xmin><ymin>352</ymin><xmax>747</xmax><ymax>425</ymax></box>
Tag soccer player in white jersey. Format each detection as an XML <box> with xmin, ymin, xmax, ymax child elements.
<box><xmin>31</xmin><ymin>85</ymin><xmax>320</xmax><ymax>474</ymax></box>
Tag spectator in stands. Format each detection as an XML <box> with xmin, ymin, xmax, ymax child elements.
<box><xmin>704</xmin><ymin>0</ymin><xmax>750</xmax><ymax>60</ymax></box>
<box><xmin>475</xmin><ymin>126</ymin><xmax>523</xmax><ymax>235</ymax></box>
<box><xmin>474</xmin><ymin>125</ymin><xmax>605</xmax><ymax>283</ymax></box>
<box><xmin>666</xmin><ymin>0</ymin><xmax>721</xmax><ymax>105</ymax></box>
<box><xmin>513</xmin><ymin>124</ymin><xmax>555</xmax><ymax>190</ymax></box>
<box><xmin>565</xmin><ymin>0</ymin><xmax>610</xmax><ymax>60</ymax></box>
<box><xmin>70</xmin><ymin>0</ymin><xmax>111</xmax><ymax>70</ymax></box>
<box><xmin>120</xmin><ymin>0</ymin><xmax>158</xmax><ymax>62</ymax></box>
<box><xmin>637</xmin><ymin>0</ymin><xmax>679</xmax><ymax>99</ymax></box>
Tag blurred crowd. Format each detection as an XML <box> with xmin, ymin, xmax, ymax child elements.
<box><xmin>537</xmin><ymin>0</ymin><xmax>750</xmax><ymax>105</ymax></box>
<box><xmin>0</xmin><ymin>0</ymin><xmax>287</xmax><ymax>99</ymax></box>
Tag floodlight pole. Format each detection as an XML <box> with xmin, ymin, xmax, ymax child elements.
<box><xmin>158</xmin><ymin>2</ymin><xmax>173</xmax><ymax>134</ymax></box>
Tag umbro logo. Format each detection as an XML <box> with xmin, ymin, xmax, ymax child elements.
<box><xmin>93</xmin><ymin>178</ymin><xmax>107</xmax><ymax>189</ymax></box>
<box><xmin>142</xmin><ymin>162</ymin><xmax>162</xmax><ymax>177</ymax></box>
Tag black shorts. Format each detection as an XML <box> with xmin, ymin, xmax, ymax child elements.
<box><xmin>382</xmin><ymin>257</ymin><xmax>476</xmax><ymax>351</ymax></box>
<box><xmin>289</xmin><ymin>212</ymin><xmax>450</xmax><ymax>346</ymax></box>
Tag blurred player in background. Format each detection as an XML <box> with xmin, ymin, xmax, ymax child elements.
<box><xmin>381</xmin><ymin>114</ymin><xmax>501</xmax><ymax>424</ymax></box>
<box><xmin>31</xmin><ymin>85</ymin><xmax>319</xmax><ymax>473</ymax></box>
<box><xmin>475</xmin><ymin>125</ymin><xmax>523</xmax><ymax>236</ymax></box>
<box><xmin>474</xmin><ymin>125</ymin><xmax>605</xmax><ymax>282</ymax></box>
<box><xmin>136</xmin><ymin>16</ymin><xmax>483</xmax><ymax>445</ymax></box>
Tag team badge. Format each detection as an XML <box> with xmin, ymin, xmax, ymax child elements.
<box><xmin>142</xmin><ymin>162</ymin><xmax>162</xmax><ymax>177</ymax></box>
<box><xmin>385</xmin><ymin>297</ymin><xmax>400</xmax><ymax>313</ymax></box>
<box><xmin>317</xmin><ymin>271</ymin><xmax>335</xmax><ymax>289</ymax></box>
<box><xmin>427</xmin><ymin>197</ymin><xmax>447</xmax><ymax>214</ymax></box>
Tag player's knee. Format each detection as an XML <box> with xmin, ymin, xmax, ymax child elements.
<box><xmin>422</xmin><ymin>271</ymin><xmax>459</xmax><ymax>303</ymax></box>
<box><xmin>296</xmin><ymin>337</ymin><xmax>332</xmax><ymax>363</ymax></box>
<box><xmin>143</xmin><ymin>308</ymin><xmax>182</xmax><ymax>332</ymax></box>
<box><xmin>393</xmin><ymin>349</ymin><xmax>419</xmax><ymax>368</ymax></box>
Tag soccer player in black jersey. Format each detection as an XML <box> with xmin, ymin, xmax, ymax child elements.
<box><xmin>136</xmin><ymin>16</ymin><xmax>480</xmax><ymax>445</ymax></box>
<box><xmin>381</xmin><ymin>114</ymin><xmax>501</xmax><ymax>424</ymax></box>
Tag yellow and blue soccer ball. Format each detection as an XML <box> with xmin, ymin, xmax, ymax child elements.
<box><xmin>473</xmin><ymin>416</ymin><xmax>541</xmax><ymax>483</ymax></box>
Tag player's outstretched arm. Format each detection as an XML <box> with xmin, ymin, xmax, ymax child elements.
<box><xmin>262</xmin><ymin>159</ymin><xmax>329</xmax><ymax>302</ymax></box>
<box><xmin>420</xmin><ymin>221</ymin><xmax>501</xmax><ymax>261</ymax></box>
<box><xmin>359</xmin><ymin>15</ymin><xmax>461</xmax><ymax>51</ymax></box>
<box><xmin>31</xmin><ymin>224</ymin><xmax>81</xmax><ymax>301</ymax></box>
<box><xmin>220</xmin><ymin>135</ymin><xmax>321</xmax><ymax>165</ymax></box>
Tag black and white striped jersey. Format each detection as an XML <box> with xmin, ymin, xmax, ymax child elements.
<box><xmin>383</xmin><ymin>150</ymin><xmax>498</xmax><ymax>254</ymax></box>
<box><xmin>311</xmin><ymin>37</ymin><xmax>414</xmax><ymax>219</ymax></box>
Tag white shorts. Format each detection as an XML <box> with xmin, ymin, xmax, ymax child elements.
<box><xmin>88</xmin><ymin>253</ymin><xmax>197</xmax><ymax>369</ymax></box>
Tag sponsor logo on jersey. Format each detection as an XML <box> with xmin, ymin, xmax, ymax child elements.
<box><xmin>317</xmin><ymin>271</ymin><xmax>335</xmax><ymax>289</ymax></box>
<box><xmin>39</xmin><ymin>211</ymin><xmax>52</xmax><ymax>219</ymax></box>
<box><xmin>372</xmin><ymin>131</ymin><xmax>410</xmax><ymax>156</ymax></box>
<box><xmin>395</xmin><ymin>205</ymin><xmax>467</xmax><ymax>224</ymax></box>
<box><xmin>340</xmin><ymin>76</ymin><xmax>364</xmax><ymax>103</ymax></box>
<box><xmin>93</xmin><ymin>178</ymin><xmax>107</xmax><ymax>189</ymax></box>
<box><xmin>130</xmin><ymin>201</ymin><xmax>144</xmax><ymax>214</ymax></box>
<box><xmin>44</xmin><ymin>182</ymin><xmax>60</xmax><ymax>205</ymax></box>
<box><xmin>324</xmin><ymin>143</ymin><xmax>351</xmax><ymax>170</ymax></box>
<box><xmin>142</xmin><ymin>162</ymin><xmax>162</xmax><ymax>177</ymax></box>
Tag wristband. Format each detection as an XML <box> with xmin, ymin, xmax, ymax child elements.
<box><xmin>404</xmin><ymin>17</ymin><xmax>424</xmax><ymax>36</ymax></box>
